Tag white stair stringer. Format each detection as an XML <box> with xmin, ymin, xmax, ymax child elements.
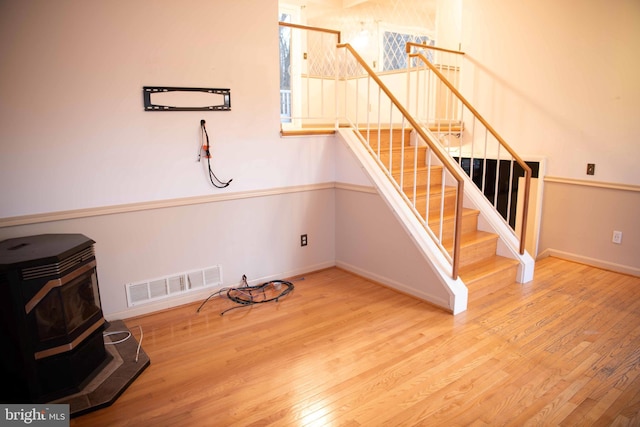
<box><xmin>337</xmin><ymin>128</ymin><xmax>469</xmax><ymax>315</ymax></box>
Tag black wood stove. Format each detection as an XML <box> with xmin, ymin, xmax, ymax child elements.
<box><xmin>0</xmin><ymin>234</ymin><xmax>108</xmax><ymax>403</ymax></box>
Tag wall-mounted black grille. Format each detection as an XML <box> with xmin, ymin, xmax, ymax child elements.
<box><xmin>143</xmin><ymin>86</ymin><xmax>231</xmax><ymax>111</ymax></box>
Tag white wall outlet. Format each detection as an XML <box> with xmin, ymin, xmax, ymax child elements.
<box><xmin>612</xmin><ymin>230</ymin><xmax>623</xmax><ymax>244</ymax></box>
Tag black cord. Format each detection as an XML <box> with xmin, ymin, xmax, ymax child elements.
<box><xmin>196</xmin><ymin>274</ymin><xmax>249</xmax><ymax>313</ymax></box>
<box><xmin>196</xmin><ymin>276</ymin><xmax>295</xmax><ymax>315</ymax></box>
<box><xmin>221</xmin><ymin>280</ymin><xmax>294</xmax><ymax>315</ymax></box>
<box><xmin>200</xmin><ymin>120</ymin><xmax>232</xmax><ymax>188</ymax></box>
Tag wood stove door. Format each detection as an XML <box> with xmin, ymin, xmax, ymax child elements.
<box><xmin>26</xmin><ymin>261</ymin><xmax>104</xmax><ymax>359</ymax></box>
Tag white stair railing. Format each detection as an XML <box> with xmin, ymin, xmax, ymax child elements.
<box><xmin>406</xmin><ymin>42</ymin><xmax>532</xmax><ymax>254</ymax></box>
<box><xmin>278</xmin><ymin>21</ymin><xmax>532</xmax><ymax>275</ymax></box>
<box><xmin>279</xmin><ymin>22</ymin><xmax>341</xmax><ymax>130</ymax></box>
<box><xmin>336</xmin><ymin>43</ymin><xmax>466</xmax><ymax>279</ymax></box>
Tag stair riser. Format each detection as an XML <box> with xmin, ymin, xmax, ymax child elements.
<box><xmin>429</xmin><ymin>216</ymin><xmax>480</xmax><ymax>249</ymax></box>
<box><xmin>378</xmin><ymin>149</ymin><xmax>427</xmax><ymax>169</ymax></box>
<box><xmin>459</xmin><ymin>238</ymin><xmax>498</xmax><ymax>268</ymax></box>
<box><xmin>428</xmin><ymin>214</ymin><xmax>479</xmax><ymax>243</ymax></box>
<box><xmin>394</xmin><ymin>169</ymin><xmax>444</xmax><ymax>190</ymax></box>
<box><xmin>467</xmin><ymin>264</ymin><xmax>519</xmax><ymax>302</ymax></box>
<box><xmin>363</xmin><ymin>129</ymin><xmax>413</xmax><ymax>151</ymax></box>
<box><xmin>413</xmin><ymin>190</ymin><xmax>456</xmax><ymax>214</ymax></box>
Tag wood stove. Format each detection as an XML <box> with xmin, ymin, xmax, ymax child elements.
<box><xmin>0</xmin><ymin>234</ymin><xmax>108</xmax><ymax>403</ymax></box>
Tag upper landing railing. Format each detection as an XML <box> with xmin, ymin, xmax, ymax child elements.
<box><xmin>279</xmin><ymin>22</ymin><xmax>341</xmax><ymax>129</ymax></box>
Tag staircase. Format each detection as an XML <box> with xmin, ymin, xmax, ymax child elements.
<box><xmin>364</xmin><ymin>127</ymin><xmax>519</xmax><ymax>302</ymax></box>
<box><xmin>277</xmin><ymin>23</ymin><xmax>533</xmax><ymax>311</ymax></box>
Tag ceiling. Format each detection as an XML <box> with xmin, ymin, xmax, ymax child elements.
<box><xmin>281</xmin><ymin>0</ymin><xmax>438</xmax><ymax>22</ymax></box>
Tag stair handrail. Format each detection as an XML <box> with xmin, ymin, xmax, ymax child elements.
<box><xmin>279</xmin><ymin>22</ymin><xmax>341</xmax><ymax>43</ymax></box>
<box><xmin>337</xmin><ymin>43</ymin><xmax>465</xmax><ymax>279</ymax></box>
<box><xmin>406</xmin><ymin>42</ymin><xmax>532</xmax><ymax>255</ymax></box>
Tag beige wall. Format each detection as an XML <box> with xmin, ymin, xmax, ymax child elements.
<box><xmin>539</xmin><ymin>180</ymin><xmax>640</xmax><ymax>275</ymax></box>
<box><xmin>335</xmin><ymin>187</ymin><xmax>452</xmax><ymax>309</ymax></box>
<box><xmin>0</xmin><ymin>188</ymin><xmax>337</xmax><ymax>318</ymax></box>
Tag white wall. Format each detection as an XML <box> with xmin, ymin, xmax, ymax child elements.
<box><xmin>436</xmin><ymin>0</ymin><xmax>462</xmax><ymax>51</ymax></box>
<box><xmin>460</xmin><ymin>0</ymin><xmax>640</xmax><ymax>184</ymax></box>
<box><xmin>4</xmin><ymin>0</ymin><xmax>634</xmax><ymax>320</ymax></box>
<box><xmin>0</xmin><ymin>0</ymin><xmax>461</xmax><ymax>319</ymax></box>
<box><xmin>0</xmin><ymin>0</ymin><xmax>334</xmax><ymax>218</ymax></box>
<box><xmin>0</xmin><ymin>0</ymin><xmax>341</xmax><ymax>318</ymax></box>
<box><xmin>458</xmin><ymin>0</ymin><xmax>640</xmax><ymax>273</ymax></box>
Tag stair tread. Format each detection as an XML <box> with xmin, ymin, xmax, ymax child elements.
<box><xmin>392</xmin><ymin>169</ymin><xmax>433</xmax><ymax>177</ymax></box>
<box><xmin>378</xmin><ymin>146</ymin><xmax>427</xmax><ymax>153</ymax></box>
<box><xmin>442</xmin><ymin>230</ymin><xmax>496</xmax><ymax>251</ymax></box>
<box><xmin>281</xmin><ymin>128</ymin><xmax>336</xmax><ymax>137</ymax></box>
<box><xmin>428</xmin><ymin>120</ymin><xmax>463</xmax><ymax>131</ymax></box>
<box><xmin>460</xmin><ymin>230</ymin><xmax>498</xmax><ymax>246</ymax></box>
<box><xmin>459</xmin><ymin>255</ymin><xmax>519</xmax><ymax>283</ymax></box>
<box><xmin>427</xmin><ymin>207</ymin><xmax>479</xmax><ymax>224</ymax></box>
<box><xmin>411</xmin><ymin>185</ymin><xmax>457</xmax><ymax>195</ymax></box>
<box><xmin>358</xmin><ymin>125</ymin><xmax>414</xmax><ymax>130</ymax></box>
<box><xmin>429</xmin><ymin>125</ymin><xmax>463</xmax><ymax>132</ymax></box>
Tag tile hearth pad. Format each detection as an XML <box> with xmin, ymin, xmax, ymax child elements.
<box><xmin>50</xmin><ymin>320</ymin><xmax>150</xmax><ymax>417</ymax></box>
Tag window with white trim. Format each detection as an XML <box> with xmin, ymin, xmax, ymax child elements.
<box><xmin>381</xmin><ymin>29</ymin><xmax>434</xmax><ymax>71</ymax></box>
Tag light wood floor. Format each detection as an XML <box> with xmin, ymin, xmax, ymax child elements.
<box><xmin>71</xmin><ymin>257</ymin><xmax>640</xmax><ymax>426</ymax></box>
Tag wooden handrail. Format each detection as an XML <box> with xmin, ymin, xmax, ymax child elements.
<box><xmin>338</xmin><ymin>43</ymin><xmax>464</xmax><ymax>279</ymax></box>
<box><xmin>279</xmin><ymin>22</ymin><xmax>341</xmax><ymax>43</ymax></box>
<box><xmin>408</xmin><ymin>47</ymin><xmax>531</xmax><ymax>254</ymax></box>
<box><xmin>406</xmin><ymin>41</ymin><xmax>465</xmax><ymax>56</ymax></box>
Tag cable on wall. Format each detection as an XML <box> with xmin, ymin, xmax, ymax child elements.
<box><xmin>199</xmin><ymin>119</ymin><xmax>233</xmax><ymax>188</ymax></box>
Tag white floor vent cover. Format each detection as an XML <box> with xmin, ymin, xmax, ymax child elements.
<box><xmin>126</xmin><ymin>265</ymin><xmax>222</xmax><ymax>307</ymax></box>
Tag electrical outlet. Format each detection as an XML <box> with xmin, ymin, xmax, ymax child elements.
<box><xmin>612</xmin><ymin>230</ymin><xmax>623</xmax><ymax>244</ymax></box>
<box><xmin>587</xmin><ymin>163</ymin><xmax>595</xmax><ymax>175</ymax></box>
<box><xmin>300</xmin><ymin>234</ymin><xmax>308</xmax><ymax>247</ymax></box>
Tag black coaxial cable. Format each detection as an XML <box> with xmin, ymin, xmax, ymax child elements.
<box><xmin>200</xmin><ymin>120</ymin><xmax>232</xmax><ymax>188</ymax></box>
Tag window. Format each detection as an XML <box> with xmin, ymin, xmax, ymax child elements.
<box><xmin>279</xmin><ymin>12</ymin><xmax>293</xmax><ymax>123</ymax></box>
<box><xmin>382</xmin><ymin>30</ymin><xmax>434</xmax><ymax>71</ymax></box>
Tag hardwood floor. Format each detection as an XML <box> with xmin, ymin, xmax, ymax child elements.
<box><xmin>71</xmin><ymin>257</ymin><xmax>640</xmax><ymax>426</ymax></box>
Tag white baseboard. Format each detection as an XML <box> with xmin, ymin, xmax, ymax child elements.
<box><xmin>105</xmin><ymin>286</ymin><xmax>224</xmax><ymax>321</ymax></box>
<box><xmin>537</xmin><ymin>248</ymin><xmax>640</xmax><ymax>277</ymax></box>
<box><xmin>106</xmin><ymin>260</ymin><xmax>337</xmax><ymax>321</ymax></box>
<box><xmin>107</xmin><ymin>260</ymin><xmax>453</xmax><ymax>321</ymax></box>
<box><xmin>335</xmin><ymin>260</ymin><xmax>451</xmax><ymax>312</ymax></box>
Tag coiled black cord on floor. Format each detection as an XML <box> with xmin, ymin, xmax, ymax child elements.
<box><xmin>197</xmin><ymin>276</ymin><xmax>294</xmax><ymax>315</ymax></box>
